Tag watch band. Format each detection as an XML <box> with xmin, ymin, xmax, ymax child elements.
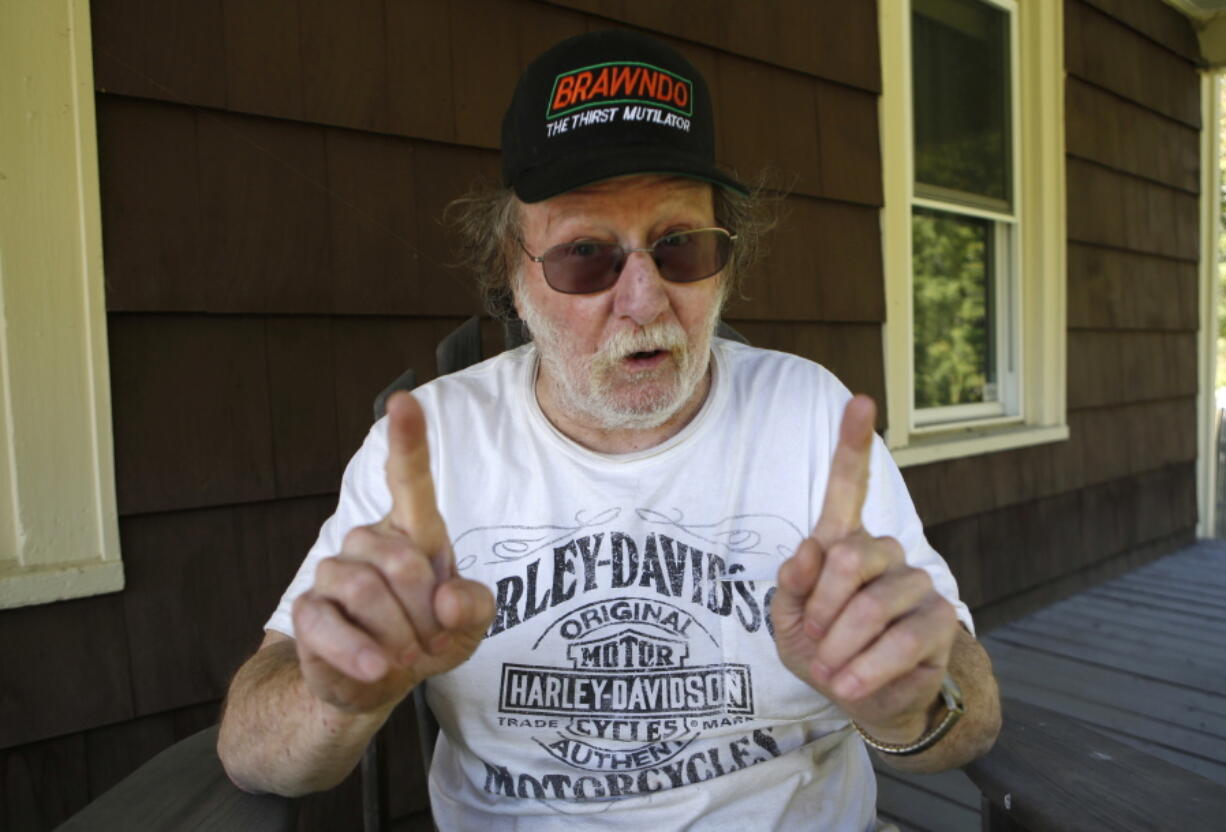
<box><xmin>853</xmin><ymin>673</ymin><xmax>966</xmax><ymax>756</ymax></box>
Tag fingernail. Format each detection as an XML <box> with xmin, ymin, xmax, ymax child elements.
<box><xmin>446</xmin><ymin>587</ymin><xmax>469</xmax><ymax>622</ymax></box>
<box><xmin>357</xmin><ymin>648</ymin><xmax>386</xmax><ymax>681</ymax></box>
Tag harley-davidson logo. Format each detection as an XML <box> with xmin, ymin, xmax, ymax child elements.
<box><xmin>497</xmin><ymin>595</ymin><xmax>756</xmax><ymax>772</ymax></box>
<box><xmin>567</xmin><ymin>628</ymin><xmax>688</xmax><ymax>669</ymax></box>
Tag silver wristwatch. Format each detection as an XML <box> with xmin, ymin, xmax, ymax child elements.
<box><xmin>853</xmin><ymin>674</ymin><xmax>966</xmax><ymax>756</ymax></box>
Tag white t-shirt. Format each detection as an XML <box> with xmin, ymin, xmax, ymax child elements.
<box><xmin>267</xmin><ymin>339</ymin><xmax>972</xmax><ymax>831</ymax></box>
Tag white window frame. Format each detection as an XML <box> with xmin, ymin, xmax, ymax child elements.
<box><xmin>0</xmin><ymin>0</ymin><xmax>123</xmax><ymax>608</ymax></box>
<box><xmin>881</xmin><ymin>0</ymin><xmax>1068</xmax><ymax>467</ymax></box>
<box><xmin>1196</xmin><ymin>71</ymin><xmax>1220</xmax><ymax>539</ymax></box>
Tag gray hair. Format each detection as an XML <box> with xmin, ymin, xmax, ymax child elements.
<box><xmin>446</xmin><ymin>176</ymin><xmax>778</xmax><ymax>321</ymax></box>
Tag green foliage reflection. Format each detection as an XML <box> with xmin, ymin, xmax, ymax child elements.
<box><xmin>913</xmin><ymin>208</ymin><xmax>993</xmax><ymax>409</ymax></box>
<box><xmin>915</xmin><ymin>129</ymin><xmax>1008</xmax><ymax>206</ymax></box>
<box><xmin>912</xmin><ymin>0</ymin><xmax>1010</xmax><ymax>205</ymax></box>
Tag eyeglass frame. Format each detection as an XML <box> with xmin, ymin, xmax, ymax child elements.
<box><xmin>518</xmin><ymin>226</ymin><xmax>738</xmax><ymax>295</ymax></box>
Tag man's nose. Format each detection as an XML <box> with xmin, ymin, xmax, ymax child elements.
<box><xmin>612</xmin><ymin>249</ymin><xmax>670</xmax><ymax>326</ymax></box>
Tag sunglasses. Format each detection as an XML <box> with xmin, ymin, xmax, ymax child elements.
<box><xmin>520</xmin><ymin>227</ymin><xmax>737</xmax><ymax>295</ymax></box>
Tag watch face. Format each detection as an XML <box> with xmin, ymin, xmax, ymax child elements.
<box><xmin>941</xmin><ymin>673</ymin><xmax>966</xmax><ymax>714</ymax></box>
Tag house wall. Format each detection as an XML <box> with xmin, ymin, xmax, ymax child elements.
<box><xmin>0</xmin><ymin>1</ymin><xmax>1203</xmax><ymax>830</ymax></box>
<box><xmin>907</xmin><ymin>0</ymin><xmax>1204</xmax><ymax>630</ymax></box>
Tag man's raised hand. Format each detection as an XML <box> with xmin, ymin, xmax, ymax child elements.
<box><xmin>291</xmin><ymin>392</ymin><xmax>495</xmax><ymax>714</ymax></box>
<box><xmin>771</xmin><ymin>395</ymin><xmax>958</xmax><ymax>744</ymax></box>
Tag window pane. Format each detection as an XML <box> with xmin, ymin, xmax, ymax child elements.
<box><xmin>913</xmin><ymin>207</ymin><xmax>997</xmax><ymax>409</ymax></box>
<box><xmin>912</xmin><ymin>0</ymin><xmax>1011</xmax><ymax>207</ymax></box>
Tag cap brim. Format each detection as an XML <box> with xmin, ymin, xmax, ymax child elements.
<box><xmin>511</xmin><ymin>147</ymin><xmax>748</xmax><ymax>203</ymax></box>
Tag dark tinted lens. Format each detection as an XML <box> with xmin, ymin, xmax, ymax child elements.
<box><xmin>542</xmin><ymin>241</ymin><xmax>621</xmax><ymax>293</ymax></box>
<box><xmin>653</xmin><ymin>229</ymin><xmax>731</xmax><ymax>283</ymax></box>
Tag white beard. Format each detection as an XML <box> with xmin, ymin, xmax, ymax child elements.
<box><xmin>517</xmin><ymin>292</ymin><xmax>719</xmax><ymax>432</ymax></box>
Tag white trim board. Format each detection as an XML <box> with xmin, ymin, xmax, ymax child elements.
<box><xmin>1196</xmin><ymin>72</ymin><xmax>1221</xmax><ymax>538</ymax></box>
<box><xmin>0</xmin><ymin>0</ymin><xmax>123</xmax><ymax>607</ymax></box>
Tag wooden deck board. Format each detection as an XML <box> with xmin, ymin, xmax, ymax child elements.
<box><xmin>1114</xmin><ymin>572</ymin><xmax>1226</xmax><ymax>602</ymax></box>
<box><xmin>1145</xmin><ymin>563</ymin><xmax>1226</xmax><ymax>586</ymax></box>
<box><xmin>1001</xmin><ymin>614</ymin><xmax>1223</xmax><ymax>672</ymax></box>
<box><xmin>1010</xmin><ymin>606</ymin><xmax>1223</xmax><ymax>661</ymax></box>
<box><xmin>876</xmin><ymin>540</ymin><xmax>1226</xmax><ymax>829</ymax></box>
<box><xmin>1140</xmin><ymin>560</ymin><xmax>1226</xmax><ymax>584</ymax></box>
<box><xmin>984</xmin><ymin>642</ymin><xmax>1226</xmax><ymax>725</ymax></box>
<box><xmin>987</xmin><ymin>628</ymin><xmax>1224</xmax><ymax>692</ymax></box>
<box><xmin>1045</xmin><ymin>592</ymin><xmax>1226</xmax><ymax>637</ymax></box>
<box><xmin>986</xmin><ymin>670</ymin><xmax>1226</xmax><ymax>756</ymax></box>
<box><xmin>1086</xmin><ymin>587</ymin><xmax>1226</xmax><ymax>621</ymax></box>
<box><xmin>1018</xmin><ymin>595</ymin><xmax>1226</xmax><ymax>648</ymax></box>
<box><xmin>875</xmin><ymin>769</ymin><xmax>979</xmax><ymax>832</ymax></box>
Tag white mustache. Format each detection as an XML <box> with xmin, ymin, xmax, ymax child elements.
<box><xmin>596</xmin><ymin>323</ymin><xmax>689</xmax><ymax>365</ymax></box>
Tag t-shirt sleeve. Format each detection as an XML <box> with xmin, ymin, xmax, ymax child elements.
<box><xmin>264</xmin><ymin>420</ymin><xmax>394</xmax><ymax>637</ymax></box>
<box><xmin>861</xmin><ymin>431</ymin><xmax>975</xmax><ymax>635</ymax></box>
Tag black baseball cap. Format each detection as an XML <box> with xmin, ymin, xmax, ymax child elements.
<box><xmin>501</xmin><ymin>29</ymin><xmax>747</xmax><ymax>203</ymax></box>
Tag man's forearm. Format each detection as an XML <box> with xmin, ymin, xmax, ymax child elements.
<box><xmin>871</xmin><ymin>626</ymin><xmax>1002</xmax><ymax>774</ymax></box>
<box><xmin>217</xmin><ymin>637</ymin><xmax>396</xmax><ymax>796</ymax></box>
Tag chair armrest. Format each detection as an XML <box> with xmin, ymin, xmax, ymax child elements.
<box><xmin>965</xmin><ymin>697</ymin><xmax>1226</xmax><ymax>831</ymax></box>
<box><xmin>55</xmin><ymin>725</ymin><xmax>295</xmax><ymax>832</ymax></box>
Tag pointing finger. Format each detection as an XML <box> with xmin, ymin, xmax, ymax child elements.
<box><xmin>384</xmin><ymin>391</ymin><xmax>450</xmax><ymax>570</ymax></box>
<box><xmin>815</xmin><ymin>395</ymin><xmax>876</xmax><ymax>546</ymax></box>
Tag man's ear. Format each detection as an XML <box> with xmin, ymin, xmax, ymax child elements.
<box><xmin>507</xmin><ymin>268</ymin><xmax>527</xmax><ymax>324</ymax></box>
<box><xmin>508</xmin><ymin>293</ymin><xmax>526</xmax><ymax>335</ymax></box>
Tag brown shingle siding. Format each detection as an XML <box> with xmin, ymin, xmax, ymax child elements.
<box><xmin>1066</xmin><ymin>0</ymin><xmax>1201</xmax><ymax>128</ymax></box>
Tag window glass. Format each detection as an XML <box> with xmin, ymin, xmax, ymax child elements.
<box><xmin>912</xmin><ymin>207</ymin><xmax>997</xmax><ymax>409</ymax></box>
<box><xmin>912</xmin><ymin>0</ymin><xmax>1011</xmax><ymax>209</ymax></box>
<box><xmin>881</xmin><ymin>0</ymin><xmax>1067</xmax><ymax>463</ymax></box>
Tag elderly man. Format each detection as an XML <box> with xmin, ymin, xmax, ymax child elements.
<box><xmin>219</xmin><ymin>29</ymin><xmax>1001</xmax><ymax>830</ymax></box>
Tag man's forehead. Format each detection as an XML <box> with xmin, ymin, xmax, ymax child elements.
<box><xmin>520</xmin><ymin>174</ymin><xmax>715</xmax><ymax>232</ymax></box>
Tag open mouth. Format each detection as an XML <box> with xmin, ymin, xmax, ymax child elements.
<box><xmin>623</xmin><ymin>348</ymin><xmax>669</xmax><ymax>368</ymax></box>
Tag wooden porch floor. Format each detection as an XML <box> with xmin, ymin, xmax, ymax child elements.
<box><xmin>876</xmin><ymin>539</ymin><xmax>1226</xmax><ymax>831</ymax></box>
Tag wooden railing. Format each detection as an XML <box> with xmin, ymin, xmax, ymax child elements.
<box><xmin>53</xmin><ymin>725</ymin><xmax>293</xmax><ymax>832</ymax></box>
<box><xmin>55</xmin><ymin>696</ymin><xmax>1226</xmax><ymax>831</ymax></box>
<box><xmin>966</xmin><ymin>698</ymin><xmax>1226</xmax><ymax>832</ymax></box>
